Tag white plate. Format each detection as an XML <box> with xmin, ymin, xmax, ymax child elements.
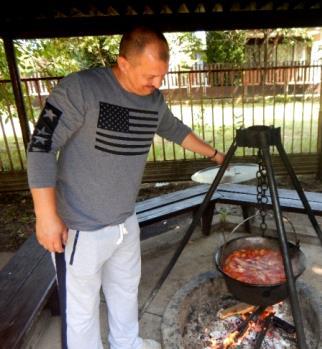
<box><xmin>191</xmin><ymin>163</ymin><xmax>258</xmax><ymax>184</ymax></box>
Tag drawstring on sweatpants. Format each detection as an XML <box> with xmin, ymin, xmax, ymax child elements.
<box><xmin>116</xmin><ymin>223</ymin><xmax>128</xmax><ymax>245</ymax></box>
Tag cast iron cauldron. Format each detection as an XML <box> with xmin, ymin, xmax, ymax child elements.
<box><xmin>214</xmin><ymin>236</ymin><xmax>306</xmax><ymax>306</ymax></box>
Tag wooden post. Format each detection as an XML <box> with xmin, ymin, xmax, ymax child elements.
<box><xmin>317</xmin><ymin>64</ymin><xmax>322</xmax><ymax>180</ymax></box>
<box><xmin>3</xmin><ymin>37</ymin><xmax>30</xmax><ymax>150</ymax></box>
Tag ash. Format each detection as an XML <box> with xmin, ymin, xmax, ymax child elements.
<box><xmin>182</xmin><ymin>296</ymin><xmax>315</xmax><ymax>349</ymax></box>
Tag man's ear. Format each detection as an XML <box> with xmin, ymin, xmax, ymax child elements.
<box><xmin>117</xmin><ymin>56</ymin><xmax>130</xmax><ymax>74</ymax></box>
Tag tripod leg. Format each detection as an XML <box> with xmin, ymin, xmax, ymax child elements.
<box><xmin>260</xmin><ymin>133</ymin><xmax>308</xmax><ymax>349</ymax></box>
<box><xmin>276</xmin><ymin>141</ymin><xmax>322</xmax><ymax>245</ymax></box>
<box><xmin>139</xmin><ymin>139</ymin><xmax>238</xmax><ymax>319</ymax></box>
<box><xmin>201</xmin><ymin>202</ymin><xmax>216</xmax><ymax>236</ymax></box>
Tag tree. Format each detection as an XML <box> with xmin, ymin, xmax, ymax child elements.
<box><xmin>165</xmin><ymin>32</ymin><xmax>205</xmax><ymax>69</ymax></box>
<box><xmin>245</xmin><ymin>28</ymin><xmax>313</xmax><ymax>66</ymax></box>
<box><xmin>206</xmin><ymin>31</ymin><xmax>247</xmax><ymax>65</ymax></box>
<box><xmin>0</xmin><ymin>40</ymin><xmax>15</xmax><ymax>115</ymax></box>
<box><xmin>17</xmin><ymin>39</ymin><xmax>80</xmax><ymax>77</ymax></box>
<box><xmin>17</xmin><ymin>35</ymin><xmax>121</xmax><ymax>77</ymax></box>
<box><xmin>73</xmin><ymin>35</ymin><xmax>121</xmax><ymax>69</ymax></box>
<box><xmin>0</xmin><ymin>40</ymin><xmax>10</xmax><ymax>79</ymax></box>
<box><xmin>0</xmin><ymin>36</ymin><xmax>121</xmax><ymax>121</ymax></box>
<box><xmin>206</xmin><ymin>28</ymin><xmax>314</xmax><ymax>66</ymax></box>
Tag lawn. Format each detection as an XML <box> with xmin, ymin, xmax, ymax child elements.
<box><xmin>0</xmin><ymin>101</ymin><xmax>320</xmax><ymax>169</ymax></box>
<box><xmin>148</xmin><ymin>100</ymin><xmax>320</xmax><ymax>161</ymax></box>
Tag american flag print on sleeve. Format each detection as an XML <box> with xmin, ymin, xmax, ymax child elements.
<box><xmin>95</xmin><ymin>102</ymin><xmax>158</xmax><ymax>156</ymax></box>
<box><xmin>28</xmin><ymin>102</ymin><xmax>62</xmax><ymax>152</ymax></box>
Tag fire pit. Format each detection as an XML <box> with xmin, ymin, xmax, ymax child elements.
<box><xmin>161</xmin><ymin>271</ymin><xmax>322</xmax><ymax>348</ymax></box>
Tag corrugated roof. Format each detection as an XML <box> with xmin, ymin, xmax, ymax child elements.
<box><xmin>1</xmin><ymin>0</ymin><xmax>322</xmax><ymax>38</ymax></box>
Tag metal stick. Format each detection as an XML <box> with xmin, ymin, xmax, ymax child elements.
<box><xmin>260</xmin><ymin>131</ymin><xmax>308</xmax><ymax>349</ymax></box>
<box><xmin>139</xmin><ymin>140</ymin><xmax>238</xmax><ymax>319</ymax></box>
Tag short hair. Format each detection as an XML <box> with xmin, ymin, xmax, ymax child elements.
<box><xmin>119</xmin><ymin>26</ymin><xmax>169</xmax><ymax>62</ymax></box>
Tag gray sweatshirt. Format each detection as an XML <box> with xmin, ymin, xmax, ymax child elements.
<box><xmin>27</xmin><ymin>67</ymin><xmax>191</xmax><ymax>231</ymax></box>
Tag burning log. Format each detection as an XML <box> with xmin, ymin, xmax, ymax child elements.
<box><xmin>217</xmin><ymin>302</ymin><xmax>256</xmax><ymax>320</ymax></box>
<box><xmin>217</xmin><ymin>301</ymin><xmax>296</xmax><ymax>335</ymax></box>
<box><xmin>221</xmin><ymin>306</ymin><xmax>267</xmax><ymax>348</ymax></box>
<box><xmin>254</xmin><ymin>313</ymin><xmax>274</xmax><ymax>349</ymax></box>
<box><xmin>272</xmin><ymin>315</ymin><xmax>296</xmax><ymax>334</ymax></box>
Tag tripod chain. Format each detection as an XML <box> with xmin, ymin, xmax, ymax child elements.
<box><xmin>256</xmin><ymin>149</ymin><xmax>268</xmax><ymax>235</ymax></box>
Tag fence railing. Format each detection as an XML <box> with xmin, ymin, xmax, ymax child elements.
<box><xmin>0</xmin><ymin>62</ymin><xmax>321</xmax><ymax>173</ymax></box>
<box><xmin>161</xmin><ymin>62</ymin><xmax>321</xmax><ymax>89</ymax></box>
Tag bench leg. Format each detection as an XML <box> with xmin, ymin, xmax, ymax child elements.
<box><xmin>46</xmin><ymin>283</ymin><xmax>60</xmax><ymax>316</ymax></box>
<box><xmin>201</xmin><ymin>202</ymin><xmax>216</xmax><ymax>236</ymax></box>
<box><xmin>241</xmin><ymin>205</ymin><xmax>252</xmax><ymax>234</ymax></box>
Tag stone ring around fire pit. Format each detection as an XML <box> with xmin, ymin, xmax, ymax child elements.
<box><xmin>161</xmin><ymin>271</ymin><xmax>322</xmax><ymax>349</ymax></box>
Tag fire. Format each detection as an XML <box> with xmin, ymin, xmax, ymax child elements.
<box><xmin>209</xmin><ymin>306</ymin><xmax>276</xmax><ymax>348</ymax></box>
<box><xmin>222</xmin><ymin>331</ymin><xmax>239</xmax><ymax>347</ymax></box>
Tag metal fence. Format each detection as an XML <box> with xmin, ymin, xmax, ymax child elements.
<box><xmin>0</xmin><ymin>62</ymin><xmax>321</xmax><ymax>172</ymax></box>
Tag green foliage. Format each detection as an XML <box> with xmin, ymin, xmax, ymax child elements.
<box><xmin>0</xmin><ymin>84</ymin><xmax>15</xmax><ymax>116</ymax></box>
<box><xmin>206</xmin><ymin>28</ymin><xmax>314</xmax><ymax>66</ymax></box>
<box><xmin>72</xmin><ymin>36</ymin><xmax>121</xmax><ymax>70</ymax></box>
<box><xmin>273</xmin><ymin>28</ymin><xmax>313</xmax><ymax>46</ymax></box>
<box><xmin>206</xmin><ymin>31</ymin><xmax>247</xmax><ymax>65</ymax></box>
<box><xmin>17</xmin><ymin>39</ymin><xmax>80</xmax><ymax>76</ymax></box>
<box><xmin>0</xmin><ymin>35</ymin><xmax>121</xmax><ymax>123</ymax></box>
<box><xmin>16</xmin><ymin>35</ymin><xmax>121</xmax><ymax>77</ymax></box>
<box><xmin>165</xmin><ymin>32</ymin><xmax>205</xmax><ymax>68</ymax></box>
<box><xmin>0</xmin><ymin>40</ymin><xmax>10</xmax><ymax>79</ymax></box>
<box><xmin>0</xmin><ymin>42</ymin><xmax>14</xmax><ymax>113</ymax></box>
<box><xmin>218</xmin><ymin>207</ymin><xmax>231</xmax><ymax>225</ymax></box>
<box><xmin>245</xmin><ymin>29</ymin><xmax>314</xmax><ymax>65</ymax></box>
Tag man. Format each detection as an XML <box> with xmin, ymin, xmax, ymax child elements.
<box><xmin>27</xmin><ymin>26</ymin><xmax>224</xmax><ymax>349</ymax></box>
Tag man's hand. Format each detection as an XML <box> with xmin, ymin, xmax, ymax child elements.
<box><xmin>36</xmin><ymin>214</ymin><xmax>68</xmax><ymax>253</ymax></box>
<box><xmin>30</xmin><ymin>187</ymin><xmax>68</xmax><ymax>253</ymax></box>
<box><xmin>209</xmin><ymin>150</ymin><xmax>225</xmax><ymax>165</ymax></box>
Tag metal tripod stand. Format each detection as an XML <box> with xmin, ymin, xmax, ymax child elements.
<box><xmin>140</xmin><ymin>125</ymin><xmax>322</xmax><ymax>349</ymax></box>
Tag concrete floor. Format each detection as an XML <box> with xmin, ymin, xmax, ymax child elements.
<box><xmin>2</xmin><ymin>208</ymin><xmax>322</xmax><ymax>349</ymax></box>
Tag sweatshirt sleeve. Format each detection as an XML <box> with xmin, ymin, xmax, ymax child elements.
<box><xmin>156</xmin><ymin>105</ymin><xmax>191</xmax><ymax>144</ymax></box>
<box><xmin>27</xmin><ymin>73</ymin><xmax>85</xmax><ymax>188</ymax></box>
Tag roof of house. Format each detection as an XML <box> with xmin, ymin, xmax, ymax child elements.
<box><xmin>1</xmin><ymin>0</ymin><xmax>322</xmax><ymax>39</ymax></box>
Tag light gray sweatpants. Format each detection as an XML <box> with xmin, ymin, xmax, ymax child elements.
<box><xmin>54</xmin><ymin>213</ymin><xmax>143</xmax><ymax>349</ymax></box>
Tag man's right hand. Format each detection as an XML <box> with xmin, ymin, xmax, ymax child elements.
<box><xmin>30</xmin><ymin>187</ymin><xmax>68</xmax><ymax>253</ymax></box>
<box><xmin>36</xmin><ymin>214</ymin><xmax>68</xmax><ymax>253</ymax></box>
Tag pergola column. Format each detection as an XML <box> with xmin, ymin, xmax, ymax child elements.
<box><xmin>3</xmin><ymin>36</ymin><xmax>30</xmax><ymax>150</ymax></box>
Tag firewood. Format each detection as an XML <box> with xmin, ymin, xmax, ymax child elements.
<box><xmin>217</xmin><ymin>302</ymin><xmax>256</xmax><ymax>319</ymax></box>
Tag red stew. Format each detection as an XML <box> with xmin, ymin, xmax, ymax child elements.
<box><xmin>223</xmin><ymin>248</ymin><xmax>286</xmax><ymax>285</ymax></box>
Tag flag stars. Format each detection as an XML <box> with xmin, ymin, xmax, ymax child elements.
<box><xmin>36</xmin><ymin>127</ymin><xmax>51</xmax><ymax>136</ymax></box>
<box><xmin>33</xmin><ymin>135</ymin><xmax>48</xmax><ymax>145</ymax></box>
<box><xmin>43</xmin><ymin>108</ymin><xmax>57</xmax><ymax>121</ymax></box>
<box><xmin>98</xmin><ymin>102</ymin><xmax>129</xmax><ymax>132</ymax></box>
<box><xmin>29</xmin><ymin>101</ymin><xmax>61</xmax><ymax>153</ymax></box>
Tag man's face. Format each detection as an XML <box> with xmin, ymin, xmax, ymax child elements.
<box><xmin>119</xmin><ymin>43</ymin><xmax>169</xmax><ymax>96</ymax></box>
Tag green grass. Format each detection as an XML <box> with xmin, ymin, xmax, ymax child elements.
<box><xmin>1</xmin><ymin>100</ymin><xmax>320</xmax><ymax>169</ymax></box>
<box><xmin>147</xmin><ymin>118</ymin><xmax>318</xmax><ymax>161</ymax></box>
<box><xmin>147</xmin><ymin>100</ymin><xmax>320</xmax><ymax>161</ymax></box>
<box><xmin>0</xmin><ymin>136</ymin><xmax>26</xmax><ymax>171</ymax></box>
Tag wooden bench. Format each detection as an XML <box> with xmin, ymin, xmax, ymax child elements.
<box><xmin>216</xmin><ymin>183</ymin><xmax>322</xmax><ymax>218</ymax></box>
<box><xmin>2</xmin><ymin>182</ymin><xmax>322</xmax><ymax>348</ymax></box>
<box><xmin>137</xmin><ymin>183</ymin><xmax>322</xmax><ymax>239</ymax></box>
<box><xmin>0</xmin><ymin>235</ymin><xmax>57</xmax><ymax>349</ymax></box>
<box><xmin>137</xmin><ymin>183</ymin><xmax>222</xmax><ymax>239</ymax></box>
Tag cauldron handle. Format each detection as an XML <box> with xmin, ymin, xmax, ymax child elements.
<box><xmin>223</xmin><ymin>210</ymin><xmax>300</xmax><ymax>247</ymax></box>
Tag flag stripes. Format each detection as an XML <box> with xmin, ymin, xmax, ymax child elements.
<box><xmin>95</xmin><ymin>102</ymin><xmax>159</xmax><ymax>155</ymax></box>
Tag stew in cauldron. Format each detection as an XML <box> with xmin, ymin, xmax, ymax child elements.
<box><xmin>223</xmin><ymin>247</ymin><xmax>286</xmax><ymax>285</ymax></box>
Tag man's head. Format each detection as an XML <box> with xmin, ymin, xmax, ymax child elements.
<box><xmin>115</xmin><ymin>26</ymin><xmax>170</xmax><ymax>96</ymax></box>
